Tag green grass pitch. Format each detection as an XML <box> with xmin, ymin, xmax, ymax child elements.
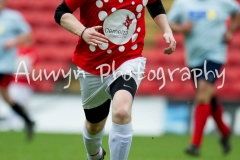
<box><xmin>0</xmin><ymin>132</ymin><xmax>239</xmax><ymax>160</ymax></box>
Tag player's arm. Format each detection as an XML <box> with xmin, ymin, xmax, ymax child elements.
<box><xmin>4</xmin><ymin>13</ymin><xmax>31</xmax><ymax>50</ymax></box>
<box><xmin>224</xmin><ymin>8</ymin><xmax>240</xmax><ymax>43</ymax></box>
<box><xmin>4</xmin><ymin>33</ymin><xmax>31</xmax><ymax>50</ymax></box>
<box><xmin>147</xmin><ymin>0</ymin><xmax>176</xmax><ymax>54</ymax></box>
<box><xmin>54</xmin><ymin>0</ymin><xmax>108</xmax><ymax>46</ymax></box>
<box><xmin>167</xmin><ymin>0</ymin><xmax>192</xmax><ymax>35</ymax></box>
<box><xmin>169</xmin><ymin>22</ymin><xmax>193</xmax><ymax>34</ymax></box>
<box><xmin>229</xmin><ymin>12</ymin><xmax>240</xmax><ymax>33</ymax></box>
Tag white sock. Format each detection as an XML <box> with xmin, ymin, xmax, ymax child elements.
<box><xmin>83</xmin><ymin>125</ymin><xmax>104</xmax><ymax>160</ymax></box>
<box><xmin>109</xmin><ymin>122</ymin><xmax>133</xmax><ymax>160</ymax></box>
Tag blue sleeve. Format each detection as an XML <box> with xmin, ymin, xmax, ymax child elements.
<box><xmin>167</xmin><ymin>0</ymin><xmax>185</xmax><ymax>24</ymax></box>
<box><xmin>14</xmin><ymin>13</ymin><xmax>31</xmax><ymax>34</ymax></box>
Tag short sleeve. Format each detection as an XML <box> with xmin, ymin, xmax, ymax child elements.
<box><xmin>15</xmin><ymin>13</ymin><xmax>31</xmax><ymax>34</ymax></box>
<box><xmin>167</xmin><ymin>0</ymin><xmax>185</xmax><ymax>24</ymax></box>
<box><xmin>65</xmin><ymin>0</ymin><xmax>86</xmax><ymax>12</ymax></box>
<box><xmin>223</xmin><ymin>0</ymin><xmax>240</xmax><ymax>15</ymax></box>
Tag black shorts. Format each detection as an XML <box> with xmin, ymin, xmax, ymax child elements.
<box><xmin>190</xmin><ymin>61</ymin><xmax>223</xmax><ymax>84</ymax></box>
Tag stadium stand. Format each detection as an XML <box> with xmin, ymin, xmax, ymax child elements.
<box><xmin>6</xmin><ymin>0</ymin><xmax>78</xmax><ymax>93</ymax></box>
<box><xmin>6</xmin><ymin>0</ymin><xmax>240</xmax><ymax>101</ymax></box>
<box><xmin>138</xmin><ymin>0</ymin><xmax>240</xmax><ymax>101</ymax></box>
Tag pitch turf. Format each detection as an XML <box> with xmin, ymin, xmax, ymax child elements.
<box><xmin>0</xmin><ymin>132</ymin><xmax>239</xmax><ymax>160</ymax></box>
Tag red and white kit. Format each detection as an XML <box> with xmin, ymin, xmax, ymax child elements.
<box><xmin>66</xmin><ymin>0</ymin><xmax>156</xmax><ymax>75</ymax></box>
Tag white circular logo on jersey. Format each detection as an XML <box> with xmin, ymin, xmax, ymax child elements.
<box><xmin>103</xmin><ymin>9</ymin><xmax>137</xmax><ymax>45</ymax></box>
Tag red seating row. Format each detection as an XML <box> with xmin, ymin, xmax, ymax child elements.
<box><xmin>138</xmin><ymin>70</ymin><xmax>240</xmax><ymax>101</ymax></box>
<box><xmin>21</xmin><ymin>11</ymin><xmax>57</xmax><ymax>27</ymax></box>
<box><xmin>21</xmin><ymin>10</ymin><xmax>80</xmax><ymax>28</ymax></box>
<box><xmin>7</xmin><ymin>0</ymin><xmax>61</xmax><ymax>10</ymax></box>
<box><xmin>35</xmin><ymin>44</ymin><xmax>75</xmax><ymax>62</ymax></box>
<box><xmin>137</xmin><ymin>79</ymin><xmax>195</xmax><ymax>99</ymax></box>
<box><xmin>30</xmin><ymin>61</ymin><xmax>71</xmax><ymax>92</ymax></box>
<box><xmin>33</xmin><ymin>28</ymin><xmax>78</xmax><ymax>45</ymax></box>
<box><xmin>31</xmin><ymin>80</ymin><xmax>55</xmax><ymax>93</ymax></box>
<box><xmin>144</xmin><ymin>48</ymin><xmax>185</xmax><ymax>65</ymax></box>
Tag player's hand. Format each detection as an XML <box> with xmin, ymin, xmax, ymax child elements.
<box><xmin>163</xmin><ymin>32</ymin><xmax>176</xmax><ymax>55</ymax></box>
<box><xmin>182</xmin><ymin>21</ymin><xmax>193</xmax><ymax>35</ymax></box>
<box><xmin>224</xmin><ymin>30</ymin><xmax>233</xmax><ymax>44</ymax></box>
<box><xmin>81</xmin><ymin>26</ymin><xmax>108</xmax><ymax>46</ymax></box>
<box><xmin>4</xmin><ymin>39</ymin><xmax>16</xmax><ymax>50</ymax></box>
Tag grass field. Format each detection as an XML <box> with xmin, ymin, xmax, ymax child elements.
<box><xmin>0</xmin><ymin>132</ymin><xmax>239</xmax><ymax>160</ymax></box>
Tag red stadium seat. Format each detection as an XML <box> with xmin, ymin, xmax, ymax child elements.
<box><xmin>21</xmin><ymin>10</ymin><xmax>57</xmax><ymax>27</ymax></box>
<box><xmin>35</xmin><ymin>44</ymin><xmax>75</xmax><ymax>62</ymax></box>
<box><xmin>7</xmin><ymin>0</ymin><xmax>61</xmax><ymax>10</ymax></box>
<box><xmin>34</xmin><ymin>28</ymin><xmax>78</xmax><ymax>45</ymax></box>
<box><xmin>227</xmin><ymin>49</ymin><xmax>240</xmax><ymax>66</ymax></box>
<box><xmin>229</xmin><ymin>32</ymin><xmax>240</xmax><ymax>50</ymax></box>
<box><xmin>31</xmin><ymin>80</ymin><xmax>55</xmax><ymax>93</ymax></box>
<box><xmin>34</xmin><ymin>61</ymin><xmax>70</xmax><ymax>79</ymax></box>
<box><xmin>144</xmin><ymin>48</ymin><xmax>185</xmax><ymax>65</ymax></box>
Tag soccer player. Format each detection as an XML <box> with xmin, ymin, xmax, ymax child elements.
<box><xmin>0</xmin><ymin>0</ymin><xmax>35</xmax><ymax>140</ymax></box>
<box><xmin>55</xmin><ymin>0</ymin><xmax>176</xmax><ymax>159</ymax></box>
<box><xmin>168</xmin><ymin>0</ymin><xmax>240</xmax><ymax>156</ymax></box>
<box><xmin>9</xmin><ymin>36</ymin><xmax>37</xmax><ymax>126</ymax></box>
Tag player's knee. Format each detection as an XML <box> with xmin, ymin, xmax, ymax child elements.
<box><xmin>112</xmin><ymin>91</ymin><xmax>132</xmax><ymax>121</ymax></box>
<box><xmin>195</xmin><ymin>89</ymin><xmax>212</xmax><ymax>104</ymax></box>
<box><xmin>113</xmin><ymin>106</ymin><xmax>131</xmax><ymax>122</ymax></box>
<box><xmin>195</xmin><ymin>93</ymin><xmax>208</xmax><ymax>104</ymax></box>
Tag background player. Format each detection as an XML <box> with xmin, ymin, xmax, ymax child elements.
<box><xmin>55</xmin><ymin>0</ymin><xmax>176</xmax><ymax>159</ymax></box>
<box><xmin>0</xmin><ymin>0</ymin><xmax>35</xmax><ymax>140</ymax></box>
<box><xmin>168</xmin><ymin>0</ymin><xmax>240</xmax><ymax>156</ymax></box>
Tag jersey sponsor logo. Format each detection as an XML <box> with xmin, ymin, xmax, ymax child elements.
<box><xmin>189</xmin><ymin>10</ymin><xmax>217</xmax><ymax>21</ymax></box>
<box><xmin>189</xmin><ymin>11</ymin><xmax>206</xmax><ymax>20</ymax></box>
<box><xmin>207</xmin><ymin>10</ymin><xmax>217</xmax><ymax>20</ymax></box>
<box><xmin>123</xmin><ymin>84</ymin><xmax>133</xmax><ymax>90</ymax></box>
<box><xmin>104</xmin><ymin>28</ymin><xmax>128</xmax><ymax>37</ymax></box>
<box><xmin>103</xmin><ymin>9</ymin><xmax>137</xmax><ymax>45</ymax></box>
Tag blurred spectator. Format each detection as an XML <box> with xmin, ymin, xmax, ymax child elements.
<box><xmin>9</xmin><ymin>35</ymin><xmax>37</xmax><ymax>114</ymax></box>
<box><xmin>168</xmin><ymin>0</ymin><xmax>240</xmax><ymax>156</ymax></box>
<box><xmin>0</xmin><ymin>0</ymin><xmax>35</xmax><ymax>141</ymax></box>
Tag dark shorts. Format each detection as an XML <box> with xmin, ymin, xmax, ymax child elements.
<box><xmin>0</xmin><ymin>74</ymin><xmax>13</xmax><ymax>88</ymax></box>
<box><xmin>190</xmin><ymin>61</ymin><xmax>223</xmax><ymax>84</ymax></box>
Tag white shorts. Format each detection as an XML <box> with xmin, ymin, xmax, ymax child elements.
<box><xmin>78</xmin><ymin>57</ymin><xmax>146</xmax><ymax>109</ymax></box>
<box><xmin>8</xmin><ymin>82</ymin><xmax>33</xmax><ymax>107</ymax></box>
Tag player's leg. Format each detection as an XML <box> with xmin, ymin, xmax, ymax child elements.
<box><xmin>191</xmin><ymin>79</ymin><xmax>213</xmax><ymax>145</ymax></box>
<box><xmin>108</xmin><ymin>75</ymin><xmax>137</xmax><ymax>160</ymax></box>
<box><xmin>0</xmin><ymin>74</ymin><xmax>34</xmax><ymax>140</ymax></box>
<box><xmin>186</xmin><ymin>63</ymin><xmax>216</xmax><ymax>156</ymax></box>
<box><xmin>83</xmin><ymin>100</ymin><xmax>110</xmax><ymax>160</ymax></box>
<box><xmin>211</xmin><ymin>97</ymin><xmax>231</xmax><ymax>154</ymax></box>
<box><xmin>79</xmin><ymin>69</ymin><xmax>110</xmax><ymax>160</ymax></box>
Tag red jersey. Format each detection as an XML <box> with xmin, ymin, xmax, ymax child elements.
<box><xmin>65</xmin><ymin>0</ymin><xmax>156</xmax><ymax>75</ymax></box>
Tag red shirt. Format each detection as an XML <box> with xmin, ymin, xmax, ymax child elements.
<box><xmin>65</xmin><ymin>0</ymin><xmax>156</xmax><ymax>75</ymax></box>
